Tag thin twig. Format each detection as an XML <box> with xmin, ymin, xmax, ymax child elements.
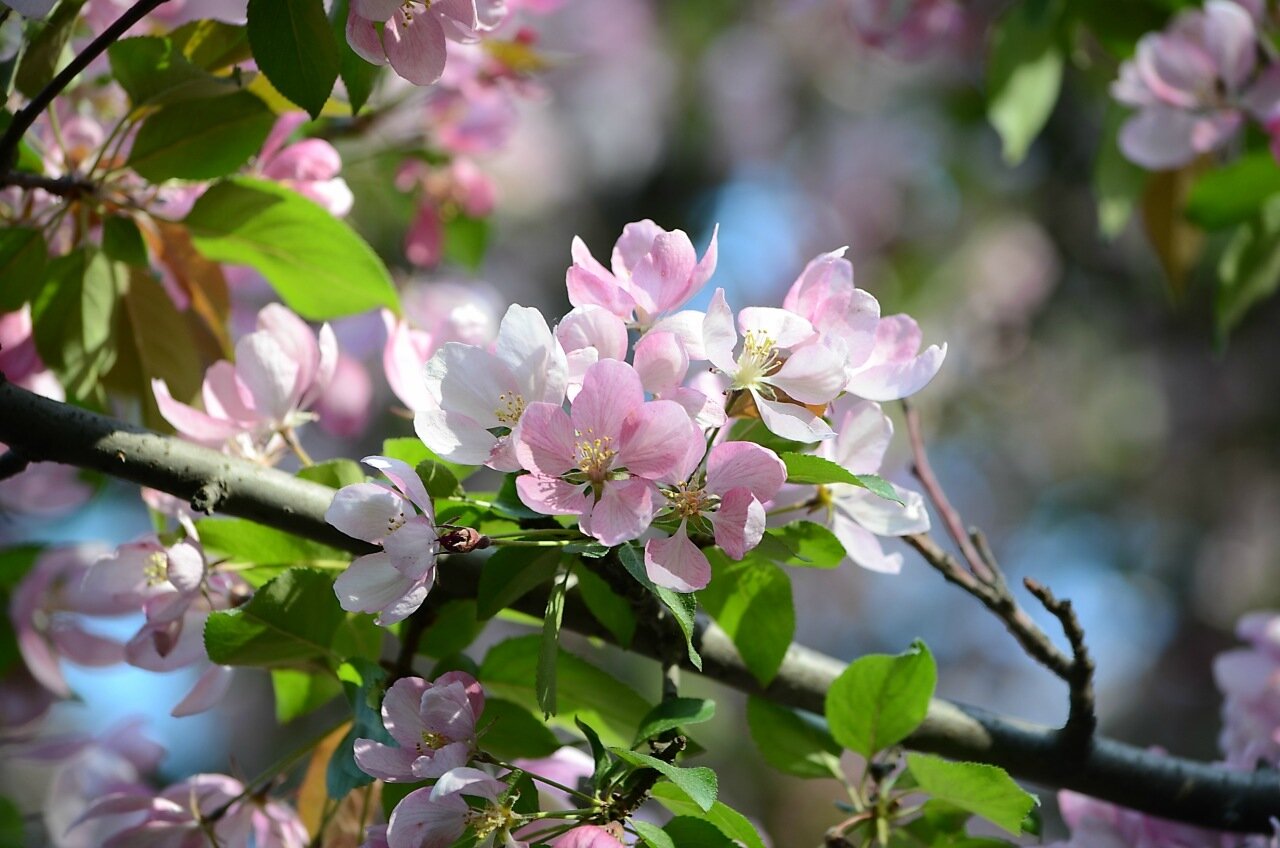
<box><xmin>0</xmin><ymin>0</ymin><xmax>173</xmax><ymax>173</ymax></box>
<box><xmin>901</xmin><ymin>399</ymin><xmax>995</xmax><ymax>584</ymax></box>
<box><xmin>389</xmin><ymin>604</ymin><xmax>436</xmax><ymax>683</ymax></box>
<box><xmin>1024</xmin><ymin>577</ymin><xmax>1098</xmax><ymax>747</ymax></box>
<box><xmin>0</xmin><ymin>171</ymin><xmax>96</xmax><ymax>197</ymax></box>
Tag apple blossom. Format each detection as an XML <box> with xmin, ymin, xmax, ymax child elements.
<box><xmin>384</xmin><ymin>767</ymin><xmax>521</xmax><ymax>848</ymax></box>
<box><xmin>1214</xmin><ymin>611</ymin><xmax>1280</xmax><ymax>769</ymax></box>
<box><xmin>844</xmin><ymin>314</ymin><xmax>947</xmax><ymax>402</ymax></box>
<box><xmin>354</xmin><ymin>671</ymin><xmax>485</xmax><ymax>781</ymax></box>
<box><xmin>567</xmin><ymin>219</ymin><xmax>719</xmax><ymax>329</ymax></box>
<box><xmin>153</xmin><ymin>304</ymin><xmax>337</xmax><ymax>463</ymax></box>
<box><xmin>346</xmin><ymin>0</ymin><xmax>501</xmax><ymax>87</ymax></box>
<box><xmin>515</xmin><ymin>359</ymin><xmax>703</xmax><ymax>546</ymax></box>
<box><xmin>416</xmin><ymin>304</ymin><xmax>568</xmax><ymax>470</ymax></box>
<box><xmin>326</xmin><ymin>456</ymin><xmax>440</xmax><ymax>624</ymax></box>
<box><xmin>645</xmin><ymin>440</ymin><xmax>787</xmax><ymax>591</ymax></box>
<box><xmin>255</xmin><ymin>113</ymin><xmax>354</xmax><ymax>217</ymax></box>
<box><xmin>556</xmin><ymin>826</ymin><xmax>627</xmax><ymax>848</ymax></box>
<box><xmin>845</xmin><ymin>0</ymin><xmax>966</xmax><ymax>59</ymax></box>
<box><xmin>704</xmin><ymin>288</ymin><xmax>847</xmax><ymax>442</ymax></box>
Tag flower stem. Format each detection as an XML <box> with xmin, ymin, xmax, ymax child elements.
<box><xmin>281</xmin><ymin>427</ymin><xmax>314</xmax><ymax>466</ymax></box>
<box><xmin>484</xmin><ymin>529</ymin><xmax>584</xmax><ymax>540</ymax></box>
<box><xmin>487</xmin><ymin>539</ymin><xmax>573</xmax><ymax>548</ymax></box>
<box><xmin>482</xmin><ymin>755</ymin><xmax>599</xmax><ymax>806</ymax></box>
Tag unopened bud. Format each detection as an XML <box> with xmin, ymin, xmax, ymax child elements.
<box><xmin>438</xmin><ymin>527</ymin><xmax>490</xmax><ymax>553</ymax></box>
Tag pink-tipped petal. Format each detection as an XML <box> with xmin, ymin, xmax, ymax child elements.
<box><xmin>706</xmin><ymin>441</ymin><xmax>786</xmax><ymax>501</ymax></box>
<box><xmin>581</xmin><ymin>478</ymin><xmax>656</xmax><ymax>546</ymax></box>
<box><xmin>710</xmin><ymin>488</ymin><xmax>766</xmax><ymax>560</ymax></box>
<box><xmin>753</xmin><ymin>392</ymin><xmax>835</xmax><ymax>442</ymax></box>
<box><xmin>633</xmin><ymin>331</ymin><xmax>689</xmax><ymax>396</ymax></box>
<box><xmin>515</xmin><ymin>404</ymin><xmax>580</xmax><ymax>478</ymax></box>
<box><xmin>355</xmin><ymin>739</ymin><xmax>421</xmax><ymax>782</ymax></box>
<box><xmin>515</xmin><ymin>474</ymin><xmax>589</xmax><ymax>516</ymax></box>
<box><xmin>171</xmin><ymin>664</ymin><xmax>233</xmax><ymax>717</ymax></box>
<box><xmin>618</xmin><ymin>400</ymin><xmax>702</xmax><ymax>482</ymax></box>
<box><xmin>385</xmin><ymin>11</ymin><xmax>449</xmax><ymax>86</ymax></box>
<box><xmin>326</xmin><ymin>483</ymin><xmax>405</xmax><ymax>544</ymax></box>
<box><xmin>644</xmin><ymin>523</ymin><xmax>710</xmax><ymax>591</ymax></box>
<box><xmin>414</xmin><ymin>409</ymin><xmax>497</xmax><ymax>467</ymax></box>
<box><xmin>571</xmin><ymin>359</ymin><xmax>644</xmax><ymax>443</ymax></box>
<box><xmin>364</xmin><ymin>455</ymin><xmax>434</xmax><ymax>518</ymax></box>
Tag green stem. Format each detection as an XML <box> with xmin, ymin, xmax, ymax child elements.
<box><xmin>484</xmin><ymin>756</ymin><xmax>598</xmax><ymax>805</ymax></box>
<box><xmin>484</xmin><ymin>529</ymin><xmax>584</xmax><ymax>540</ymax></box>
<box><xmin>487</xmin><ymin>539</ymin><xmax>573</xmax><ymax>548</ymax></box>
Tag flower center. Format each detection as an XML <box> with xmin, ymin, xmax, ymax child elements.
<box><xmin>386</xmin><ymin>508</ymin><xmax>408</xmax><ymax>534</ymax></box>
<box><xmin>664</xmin><ymin>482</ymin><xmax>711</xmax><ymax>519</ymax></box>
<box><xmin>144</xmin><ymin>551</ymin><xmax>169</xmax><ymax>587</ymax></box>
<box><xmin>574</xmin><ymin>428</ymin><xmax>617</xmax><ymax>481</ymax></box>
<box><xmin>466</xmin><ymin>803</ymin><xmax>517</xmax><ymax>840</ymax></box>
<box><xmin>733</xmin><ymin>330</ymin><xmax>781</xmax><ymax>389</ymax></box>
<box><xmin>494</xmin><ymin>392</ymin><xmax>526</xmax><ymax>426</ymax></box>
<box><xmin>417</xmin><ymin>730</ymin><xmax>449</xmax><ymax>752</ymax></box>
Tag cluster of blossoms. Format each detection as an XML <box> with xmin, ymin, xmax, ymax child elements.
<box><xmin>1112</xmin><ymin>0</ymin><xmax>1280</xmax><ymax>168</ymax></box>
<box><xmin>843</xmin><ymin>0</ymin><xmax>967</xmax><ymax>59</ymax></box>
<box><xmin>326</xmin><ymin>220</ymin><xmax>943</xmax><ymax>621</ymax></box>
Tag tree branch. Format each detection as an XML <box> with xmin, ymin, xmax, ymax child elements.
<box><xmin>0</xmin><ymin>379</ymin><xmax>1276</xmax><ymax>833</ymax></box>
<box><xmin>0</xmin><ymin>0</ymin><xmax>173</xmax><ymax>174</ymax></box>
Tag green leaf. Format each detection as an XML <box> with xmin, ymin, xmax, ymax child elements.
<box><xmin>102</xmin><ymin>216</ymin><xmax>149</xmax><ymax>266</ymax></box>
<box><xmin>726</xmin><ymin>417</ymin><xmax>804</xmax><ymax>456</ymax></box>
<box><xmin>494</xmin><ymin>474</ymin><xmax>544</xmax><ymax>520</ymax></box>
<box><xmin>610</xmin><ymin>748</ymin><xmax>718</xmax><ymax>812</ymax></box>
<box><xmin>779</xmin><ymin>453</ymin><xmax>904</xmax><ymax>504</ymax></box>
<box><xmin>378</xmin><ymin>437</ymin><xmax>475</xmax><ymax>482</ymax></box>
<box><xmin>986</xmin><ymin>0</ymin><xmax>1063</xmax><ymax>165</ymax></box>
<box><xmin>107</xmin><ymin>36</ymin><xmax>238</xmax><ymax>107</ymax></box>
<box><xmin>1094</xmin><ymin>101</ymin><xmax>1147</xmax><ymax>240</ymax></box>
<box><xmin>699</xmin><ymin>549</ymin><xmax>793</xmax><ymax>686</ymax></box>
<box><xmin>745</xmin><ymin>696</ymin><xmax>842</xmax><ymax>780</ymax></box>
<box><xmin>185</xmin><ymin>177</ymin><xmax>399</xmax><ymax>320</ymax></box>
<box><xmin>247</xmin><ymin>0</ymin><xmax>340</xmax><ymax>118</ymax></box>
<box><xmin>169</xmin><ymin>19</ymin><xmax>254</xmax><ymax>71</ymax></box>
<box><xmin>419</xmin><ymin>599</ymin><xmax>484</xmax><ymax>658</ymax></box>
<box><xmin>327</xmin><ymin>658</ymin><xmax>391</xmax><ymax>798</ymax></box>
<box><xmin>905</xmin><ymin>754</ymin><xmax>1038</xmax><ymax>836</ymax></box>
<box><xmin>329</xmin><ymin>0</ymin><xmax>379</xmax><ymax>114</ymax></box>
<box><xmin>15</xmin><ymin>0</ymin><xmax>86</xmax><ymax>99</ymax></box>
<box><xmin>443</xmin><ymin>215</ymin><xmax>490</xmax><ymax>271</ymax></box>
<box><xmin>477</xmin><ymin>697</ymin><xmax>562</xmax><ymax>760</ymax></box>
<box><xmin>333</xmin><ymin>612</ymin><xmax>383</xmax><ymax>661</ymax></box>
<box><xmin>128</xmin><ymin>90</ymin><xmax>275</xmax><ymax>181</ymax></box>
<box><xmin>1187</xmin><ymin>151</ymin><xmax>1280</xmax><ymax>231</ymax></box>
<box><xmin>298</xmin><ymin>459</ymin><xmax>366</xmax><ymax>489</ymax></box>
<box><xmin>195</xmin><ymin>517</ymin><xmax>349</xmax><ymax>566</ymax></box>
<box><xmin>633</xmin><ymin>698</ymin><xmax>715</xmax><ymax>746</ymax></box>
<box><xmin>416</xmin><ymin>460</ymin><xmax>461</xmax><ymax>499</ymax></box>
<box><xmin>649</xmin><ymin>784</ymin><xmax>768</xmax><ymax>848</ymax></box>
<box><xmin>825</xmin><ymin>640</ymin><xmax>936</xmax><ymax>757</ymax></box>
<box><xmin>0</xmin><ymin>795</ymin><xmax>23</xmax><ymax>846</ymax></box>
<box><xmin>663</xmin><ymin>817</ymin><xmax>739</xmax><ymax>848</ymax></box>
<box><xmin>477</xmin><ymin>547</ymin><xmax>561</xmax><ymax>620</ymax></box>
<box><xmin>760</xmin><ymin>522</ymin><xmax>845</xmax><ymax>568</ymax></box>
<box><xmin>480</xmin><ymin>635</ymin><xmax>650</xmax><ymax>746</ymax></box>
<box><xmin>1216</xmin><ymin>196</ymin><xmax>1280</xmax><ymax>338</ymax></box>
<box><xmin>617</xmin><ymin>544</ymin><xmax>701</xmax><ymax>670</ymax></box>
<box><xmin>537</xmin><ymin>568</ymin><xmax>570</xmax><ymax>716</ymax></box>
<box><xmin>0</xmin><ymin>227</ymin><xmax>47</xmax><ymax>310</ymax></box>
<box><xmin>575</xmin><ymin>566</ymin><xmax>636</xmax><ymax>647</ymax></box>
<box><xmin>31</xmin><ymin>248</ymin><xmax>124</xmax><ymax>399</ymax></box>
<box><xmin>633</xmin><ymin>820</ymin><xmax>676</xmax><ymax>848</ymax></box>
<box><xmin>272</xmin><ymin>668</ymin><xmax>342</xmax><ymax>723</ymax></box>
<box><xmin>204</xmin><ymin>568</ymin><xmax>345</xmax><ymax>667</ymax></box>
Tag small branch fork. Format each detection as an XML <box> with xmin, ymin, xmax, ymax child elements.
<box><xmin>901</xmin><ymin>400</ymin><xmax>1097</xmax><ymax>749</ymax></box>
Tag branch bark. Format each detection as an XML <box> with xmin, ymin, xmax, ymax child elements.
<box><xmin>0</xmin><ymin>379</ymin><xmax>1276</xmax><ymax>833</ymax></box>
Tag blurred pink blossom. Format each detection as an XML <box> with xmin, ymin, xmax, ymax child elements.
<box><xmin>1215</xmin><ymin>611</ymin><xmax>1280</xmax><ymax>768</ymax></box>
<box><xmin>256</xmin><ymin>114</ymin><xmax>354</xmax><ymax>217</ymax></box>
<box><xmin>845</xmin><ymin>0</ymin><xmax>966</xmax><ymax>59</ymax></box>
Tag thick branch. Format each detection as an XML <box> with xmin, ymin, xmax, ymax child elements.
<box><xmin>0</xmin><ymin>0</ymin><xmax>172</xmax><ymax>173</ymax></box>
<box><xmin>0</xmin><ymin>379</ymin><xmax>1277</xmax><ymax>832</ymax></box>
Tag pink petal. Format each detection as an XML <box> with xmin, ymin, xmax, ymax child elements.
<box><xmin>738</xmin><ymin>306</ymin><xmax>816</xmax><ymax>350</ymax></box>
<box><xmin>516</xmin><ymin>404</ymin><xmax>579</xmax><ymax>478</ymax></box>
<box><xmin>383</xmin><ymin>676</ymin><xmax>431</xmax><ymax>747</ymax></box>
<box><xmin>828</xmin><ymin>398</ymin><xmax>891</xmax><ymax>474</ymax></box>
<box><xmin>571</xmin><ymin>360</ymin><xmax>644</xmax><ymax>444</ymax></box>
<box><xmin>556</xmin><ymin>305</ymin><xmax>629</xmax><ymax>362</ymax></box>
<box><xmin>611</xmin><ymin>219</ymin><xmax>664</xmax><ymax>276</ymax></box>
<box><xmin>633</xmin><ymin>331</ymin><xmax>689</xmax><ymax>396</ymax></box>
<box><xmin>202</xmin><ymin>361</ymin><xmax>257</xmax><ymax>424</ymax></box>
<box><xmin>382</xmin><ymin>311</ymin><xmax>436</xmax><ymax>413</ymax></box>
<box><xmin>411</xmin><ymin>741</ymin><xmax>472</xmax><ymax>779</ymax></box>
<box><xmin>364</xmin><ymin>455</ymin><xmax>434</xmax><ymax>517</ymax></box>
<box><xmin>258</xmin><ymin>113</ymin><xmax>308</xmax><ymax>167</ymax></box>
<box><xmin>515</xmin><ymin>474</ymin><xmax>590</xmax><ymax>516</ymax></box>
<box><xmin>354</xmin><ymin>739</ymin><xmax>420</xmax><ymax>782</ymax></box>
<box><xmin>1203</xmin><ymin>0</ymin><xmax>1256</xmax><ymax>89</ymax></box>
<box><xmin>326</xmin><ymin>483</ymin><xmax>406</xmax><ymax>544</ymax></box>
<box><xmin>256</xmin><ymin>305</ymin><xmax>321</xmax><ymax>406</ymax></box>
<box><xmin>702</xmin><ymin>288</ymin><xmax>739</xmax><ymax>374</ymax></box>
<box><xmin>433</xmin><ymin>670</ymin><xmax>484</xmax><ymax>716</ymax></box>
<box><xmin>172</xmin><ymin>664</ymin><xmax>233</xmax><ymax>717</ymax></box>
<box><xmin>829</xmin><ymin>513</ymin><xmax>903</xmax><ymax>574</ymax></box>
<box><xmin>427</xmin><ymin>343</ymin><xmax>520</xmax><ymax>427</ymax></box>
<box><xmin>649</xmin><ymin>309</ymin><xmax>708</xmax><ymax>361</ymax></box>
<box><xmin>846</xmin><ymin>343</ymin><xmax>947</xmax><ymax>402</ymax></box>
<box><xmin>414</xmin><ymin>409</ymin><xmax>497</xmax><ymax>467</ymax></box>
<box><xmin>706</xmin><ymin>441</ymin><xmax>785</xmax><ymax>501</ymax></box>
<box><xmin>236</xmin><ymin>331</ymin><xmax>300</xmax><ymax>424</ymax></box>
<box><xmin>1118</xmin><ymin>106</ymin><xmax>1214</xmax><ymax>169</ymax></box>
<box><xmin>165</xmin><ymin>541</ymin><xmax>205</xmax><ymax>593</ymax></box>
<box><xmin>383</xmin><ymin>519</ymin><xmax>438</xmax><ymax>580</ymax></box>
<box><xmin>405</xmin><ymin>203</ymin><xmax>444</xmax><ymax>267</ymax></box>
<box><xmin>152</xmin><ymin>379</ymin><xmax>245</xmax><ymax>445</ymax></box>
<box><xmin>430</xmin><ymin>767</ymin><xmax>506</xmax><ymax>801</ymax></box>
<box><xmin>333</xmin><ymin>552</ymin><xmax>426</xmax><ymax>623</ymax></box>
<box><xmin>581</xmin><ymin>478</ymin><xmax>657</xmax><ymax>546</ymax></box>
<box><xmin>710</xmin><ymin>488</ymin><xmax>766</xmax><ymax>560</ymax></box>
<box><xmin>629</xmin><ymin>230</ymin><xmax>697</xmax><ymax>319</ymax></box>
<box><xmin>51</xmin><ymin>626</ymin><xmax>124</xmax><ymax>667</ymax></box>
<box><xmin>753</xmin><ymin>392</ymin><xmax>834</xmax><ymax>443</ymax></box>
<box><xmin>353</xmin><ymin>0</ymin><xmax>403</xmax><ymax>19</ymax></box>
<box><xmin>566</xmin><ymin>263</ymin><xmax>636</xmax><ymax>320</ymax></box>
<box><xmin>618</xmin><ymin>399</ymin><xmax>702</xmax><ymax>482</ymax></box>
<box><xmin>688</xmin><ymin>224</ymin><xmax>719</xmax><ymax>293</ymax></box>
<box><xmin>556</xmin><ymin>826</ymin><xmax>627</xmax><ymax>848</ymax></box>
<box><xmin>768</xmin><ymin>342</ymin><xmax>848</xmax><ymax>404</ymax></box>
<box><xmin>644</xmin><ymin>522</ymin><xmax>710</xmax><ymax>591</ymax></box>
<box><xmin>385</xmin><ymin>10</ymin><xmax>448</xmax><ymax>86</ymax></box>
<box><xmin>493</xmin><ymin>304</ymin><xmax>567</xmax><ymax>406</ymax></box>
<box><xmin>386</xmin><ymin>787</ymin><xmax>468</xmax><ymax>848</ymax></box>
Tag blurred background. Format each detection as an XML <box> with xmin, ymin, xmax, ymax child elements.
<box><xmin>6</xmin><ymin>0</ymin><xmax>1280</xmax><ymax>845</ymax></box>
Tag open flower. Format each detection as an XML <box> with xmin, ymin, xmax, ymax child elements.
<box><xmin>645</xmin><ymin>441</ymin><xmax>786</xmax><ymax>591</ymax></box>
<box><xmin>416</xmin><ymin>304</ymin><xmax>567</xmax><ymax>471</ymax></box>
<box><xmin>515</xmin><ymin>359</ymin><xmax>703</xmax><ymax>546</ymax></box>
<box><xmin>844</xmin><ymin>314</ymin><xmax>946</xmax><ymax>402</ymax></box>
<box><xmin>567</xmin><ymin>220</ymin><xmax>718</xmax><ymax>329</ymax></box>
<box><xmin>327</xmin><ymin>456</ymin><xmax>439</xmax><ymax>625</ymax></box>
<box><xmin>704</xmin><ymin>288</ymin><xmax>847</xmax><ymax>442</ymax></box>
<box><xmin>385</xmin><ymin>767</ymin><xmax>521</xmax><ymax>848</ymax></box>
<box><xmin>346</xmin><ymin>0</ymin><xmax>498</xmax><ymax>87</ymax></box>
<box><xmin>255</xmin><ymin>113</ymin><xmax>354</xmax><ymax>217</ymax></box>
<box><xmin>354</xmin><ymin>672</ymin><xmax>485</xmax><ymax>781</ymax></box>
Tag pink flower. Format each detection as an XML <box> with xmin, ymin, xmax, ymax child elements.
<box><xmin>255</xmin><ymin>114</ymin><xmax>354</xmax><ymax>217</ymax></box>
<box><xmin>316</xmin><ymin>352</ymin><xmax>375</xmax><ymax>438</ymax></box>
<box><xmin>846</xmin><ymin>0</ymin><xmax>966</xmax><ymax>59</ymax></box>
<box><xmin>416</xmin><ymin>304</ymin><xmax>568</xmax><ymax>470</ymax></box>
<box><xmin>782</xmin><ymin>249</ymin><xmax>881</xmax><ymax>365</ymax></box>
<box><xmin>399</xmin><ymin>158</ymin><xmax>497</xmax><ymax>268</ymax></box>
<box><xmin>632</xmin><ymin>330</ymin><xmax>727</xmax><ymax>428</ymax></box>
<box><xmin>515</xmin><ymin>359</ymin><xmax>703</xmax><ymax>546</ymax></box>
<box><xmin>1214</xmin><ymin>611</ymin><xmax>1280</xmax><ymax>768</ymax></box>
<box><xmin>644</xmin><ymin>441</ymin><xmax>786</xmax><ymax>591</ymax></box>
<box><xmin>844</xmin><ymin>314</ymin><xmax>946</xmax><ymax>402</ymax></box>
<box><xmin>153</xmin><ymin>304</ymin><xmax>337</xmax><ymax>463</ymax></box>
<box><xmin>703</xmin><ymin>288</ymin><xmax>848</xmax><ymax>442</ymax></box>
<box><xmin>513</xmin><ymin>746</ymin><xmax>594</xmax><ymax>810</ymax></box>
<box><xmin>1112</xmin><ymin>0</ymin><xmax>1273</xmax><ymax>169</ymax></box>
<box><xmin>567</xmin><ymin>220</ymin><xmax>719</xmax><ymax>329</ymax></box>
<box><xmin>354</xmin><ymin>672</ymin><xmax>485</xmax><ymax>781</ymax></box>
<box><xmin>1047</xmin><ymin>788</ymin><xmax>1242</xmax><ymax>847</ymax></box>
<box><xmin>346</xmin><ymin>0</ymin><xmax>500</xmax><ymax>87</ymax></box>
<box><xmin>384</xmin><ymin>767</ymin><xmax>519</xmax><ymax>848</ymax></box>
<box><xmin>326</xmin><ymin>456</ymin><xmax>439</xmax><ymax>625</ymax></box>
<box><xmin>555</xmin><ymin>304</ymin><xmax>631</xmax><ymax>400</ymax></box>
<box><xmin>770</xmin><ymin>399</ymin><xmax>929</xmax><ymax>574</ymax></box>
<box><xmin>556</xmin><ymin>826</ymin><xmax>627</xmax><ymax>848</ymax></box>
<box><xmin>10</xmin><ymin>546</ymin><xmax>129</xmax><ymax>700</ymax></box>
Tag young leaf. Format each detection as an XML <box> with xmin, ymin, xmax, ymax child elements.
<box><xmin>195</xmin><ymin>517</ymin><xmax>348</xmax><ymax>566</ymax></box>
<box><xmin>610</xmin><ymin>748</ymin><xmax>717</xmax><ymax>812</ymax></box>
<box><xmin>632</xmin><ymin>820</ymin><xmax>676</xmax><ymax>848</ymax></box>
<box><xmin>169</xmin><ymin>19</ymin><xmax>254</xmax><ymax>71</ymax></box>
<box><xmin>986</xmin><ymin>0</ymin><xmax>1063</xmax><ymax>165</ymax></box>
<box><xmin>477</xmin><ymin>698</ymin><xmax>562</xmax><ymax>760</ymax></box>
<box><xmin>476</xmin><ymin>547</ymin><xmax>561</xmax><ymax>620</ymax></box>
<box><xmin>617</xmin><ymin>544</ymin><xmax>701</xmax><ymax>670</ymax></box>
<box><xmin>128</xmin><ymin>90</ymin><xmax>276</xmax><ymax>182</ymax></box>
<box><xmin>1216</xmin><ymin>196</ymin><xmax>1280</xmax><ymax>339</ymax></box>
<box><xmin>1186</xmin><ymin>151</ymin><xmax>1280</xmax><ymax>231</ymax></box>
<box><xmin>649</xmin><ymin>784</ymin><xmax>768</xmax><ymax>848</ymax></box>
<box><xmin>825</xmin><ymin>640</ymin><xmax>937</xmax><ymax>757</ymax></box>
<box><xmin>633</xmin><ymin>698</ymin><xmax>716</xmax><ymax>746</ymax></box>
<box><xmin>272</xmin><ymin>668</ymin><xmax>342</xmax><ymax>723</ymax></box>
<box><xmin>699</xmin><ymin>549</ymin><xmax>794</xmax><ymax>685</ymax></box>
<box><xmin>379</xmin><ymin>436</ymin><xmax>474</xmax><ymax>482</ymax></box>
<box><xmin>905</xmin><ymin>754</ymin><xmax>1038</xmax><ymax>836</ymax></box>
<box><xmin>575</xmin><ymin>566</ymin><xmax>637</xmax><ymax>647</ymax></box>
<box><xmin>247</xmin><ymin>0</ymin><xmax>340</xmax><ymax>119</ymax></box>
<box><xmin>327</xmin><ymin>658</ymin><xmax>391</xmax><ymax>798</ymax></box>
<box><xmin>31</xmin><ymin>249</ymin><xmax>124</xmax><ymax>399</ymax></box>
<box><xmin>185</xmin><ymin>177</ymin><xmax>400</xmax><ymax>320</ymax></box>
<box><xmin>419</xmin><ymin>599</ymin><xmax>484</xmax><ymax>659</ymax></box>
<box><xmin>761</xmin><ymin>522</ymin><xmax>845</xmax><ymax>568</ymax></box>
<box><xmin>0</xmin><ymin>227</ymin><xmax>47</xmax><ymax>311</ymax></box>
<box><xmin>298</xmin><ymin>459</ymin><xmax>366</xmax><ymax>489</ymax></box>
<box><xmin>329</xmin><ymin>0</ymin><xmax>379</xmax><ymax>114</ymax></box>
<box><xmin>443</xmin><ymin>215</ymin><xmax>491</xmax><ymax>271</ymax></box>
<box><xmin>746</xmin><ymin>696</ymin><xmax>843</xmax><ymax>780</ymax></box>
<box><xmin>15</xmin><ymin>0</ymin><xmax>85</xmax><ymax>98</ymax></box>
<box><xmin>779</xmin><ymin>453</ymin><xmax>904</xmax><ymax>505</ymax></box>
<box><xmin>416</xmin><ymin>460</ymin><xmax>461</xmax><ymax>499</ymax></box>
<box><xmin>107</xmin><ymin>36</ymin><xmax>236</xmax><ymax>107</ymax></box>
<box><xmin>537</xmin><ymin>568</ymin><xmax>570</xmax><ymax>716</ymax></box>
<box><xmin>480</xmin><ymin>635</ymin><xmax>649</xmax><ymax>746</ymax></box>
<box><xmin>205</xmin><ymin>568</ymin><xmax>345</xmax><ymax>667</ymax></box>
<box><xmin>663</xmin><ymin>817</ymin><xmax>739</xmax><ymax>848</ymax></box>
